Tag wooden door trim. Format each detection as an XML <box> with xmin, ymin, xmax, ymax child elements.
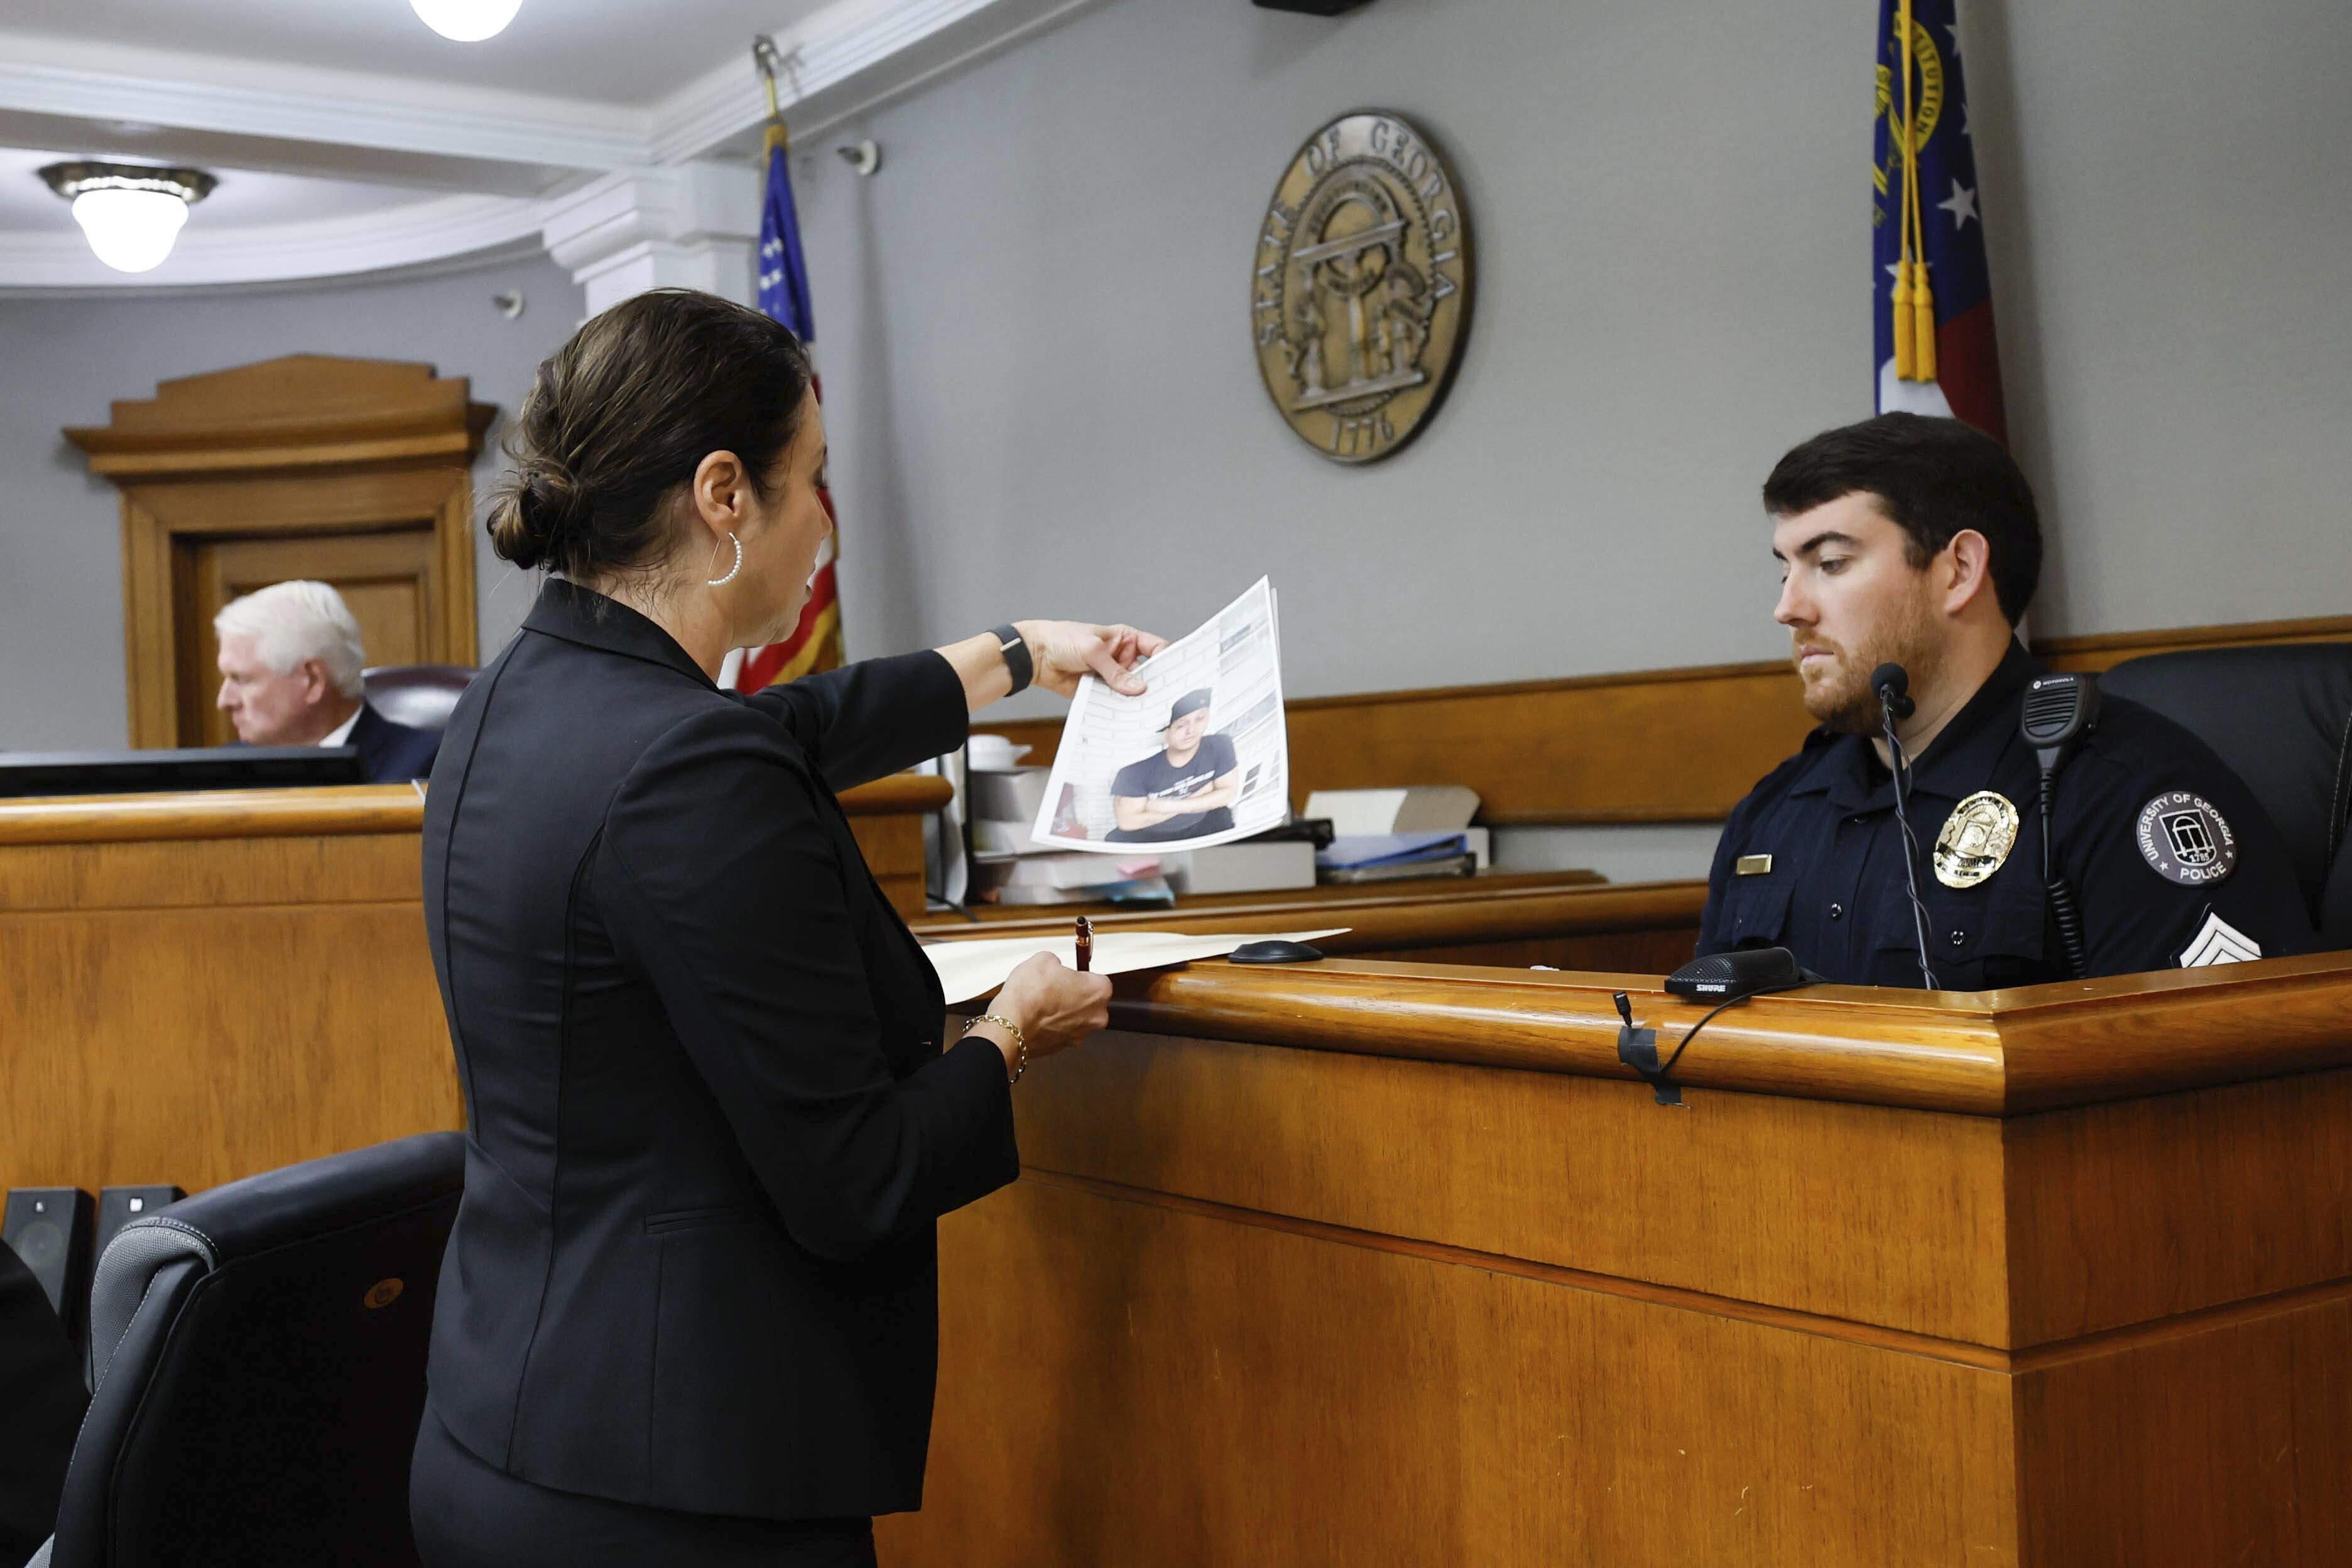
<box><xmin>68</xmin><ymin>356</ymin><xmax>493</xmax><ymax>748</ymax></box>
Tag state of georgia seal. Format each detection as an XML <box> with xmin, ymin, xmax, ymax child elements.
<box><xmin>1251</xmin><ymin>112</ymin><xmax>1473</xmax><ymax>464</ymax></box>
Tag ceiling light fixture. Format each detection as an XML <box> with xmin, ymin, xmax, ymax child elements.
<box><xmin>40</xmin><ymin>161</ymin><xmax>218</xmax><ymax>275</ymax></box>
<box><xmin>410</xmin><ymin>0</ymin><xmax>523</xmax><ymax>43</ymax></box>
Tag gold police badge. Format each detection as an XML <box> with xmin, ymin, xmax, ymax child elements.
<box><xmin>1251</xmin><ymin>112</ymin><xmax>1472</xmax><ymax>464</ymax></box>
<box><xmin>1934</xmin><ymin>790</ymin><xmax>2020</xmax><ymax>889</ymax></box>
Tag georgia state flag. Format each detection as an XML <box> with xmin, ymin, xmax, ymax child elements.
<box><xmin>1873</xmin><ymin>0</ymin><xmax>2007</xmax><ymax>444</ymax></box>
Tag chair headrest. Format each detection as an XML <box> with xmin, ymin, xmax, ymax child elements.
<box><xmin>82</xmin><ymin>1133</ymin><xmax>464</xmax><ymax>1391</ymax></box>
<box><xmin>361</xmin><ymin>665</ymin><xmax>477</xmax><ymax>732</ymax></box>
<box><xmin>2098</xmin><ymin>643</ymin><xmax>2352</xmax><ymax>919</ymax></box>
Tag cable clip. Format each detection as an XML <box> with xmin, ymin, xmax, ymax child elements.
<box><xmin>1613</xmin><ymin>991</ymin><xmax>1683</xmax><ymax>1108</ymax></box>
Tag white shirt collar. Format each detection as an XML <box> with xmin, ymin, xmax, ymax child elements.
<box><xmin>318</xmin><ymin>705</ymin><xmax>363</xmax><ymax>749</ymax></box>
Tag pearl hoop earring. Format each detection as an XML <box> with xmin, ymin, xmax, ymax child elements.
<box><xmin>705</xmin><ymin>531</ymin><xmax>743</xmax><ymax>587</ymax></box>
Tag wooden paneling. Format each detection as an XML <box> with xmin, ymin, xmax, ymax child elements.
<box><xmin>912</xmin><ymin>870</ymin><xmax>1703</xmax><ymax>971</ymax></box>
<box><xmin>1007</xmin><ymin>1028</ymin><xmax>2017</xmax><ymax>1346</ymax></box>
<box><xmin>883</xmin><ymin>1178</ymin><xmax>2024</xmax><ymax>1568</ymax></box>
<box><xmin>2001</xmin><ymin>1069</ymin><xmax>2352</xmax><ymax>1344</ymax></box>
<box><xmin>64</xmin><ymin>355</ymin><xmax>494</xmax><ymax>748</ymax></box>
<box><xmin>0</xmin><ymin>775</ymin><xmax>955</xmax><ymax>1198</ymax></box>
<box><xmin>893</xmin><ymin>959</ymin><xmax>2352</xmax><ymax>1567</ymax></box>
<box><xmin>977</xmin><ymin>611</ymin><xmax>2352</xmax><ymax>825</ymax></box>
<box><xmin>2012</xmin><ymin>1287</ymin><xmax>2352</xmax><ymax>1567</ymax></box>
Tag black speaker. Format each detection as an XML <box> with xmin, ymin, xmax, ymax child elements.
<box><xmin>3</xmin><ymin>1187</ymin><xmax>94</xmax><ymax>1337</ymax></box>
<box><xmin>96</xmin><ymin>1184</ymin><xmax>186</xmax><ymax>1262</ymax></box>
<box><xmin>1254</xmin><ymin>0</ymin><xmax>1373</xmax><ymax>14</ymax></box>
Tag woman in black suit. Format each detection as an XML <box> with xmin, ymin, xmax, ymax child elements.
<box><xmin>408</xmin><ymin>289</ymin><xmax>1161</xmax><ymax>1565</ymax></box>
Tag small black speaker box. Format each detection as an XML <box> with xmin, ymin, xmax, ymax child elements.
<box><xmin>3</xmin><ymin>1187</ymin><xmax>95</xmax><ymax>1336</ymax></box>
<box><xmin>95</xmin><ymin>1184</ymin><xmax>186</xmax><ymax>1263</ymax></box>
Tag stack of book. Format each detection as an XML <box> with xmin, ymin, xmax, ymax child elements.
<box><xmin>1304</xmin><ymin>786</ymin><xmax>1489</xmax><ymax>885</ymax></box>
<box><xmin>962</xmin><ymin>767</ymin><xmax>1320</xmax><ymax>904</ymax></box>
<box><xmin>964</xmin><ymin>766</ymin><xmax>1172</xmax><ymax>906</ymax></box>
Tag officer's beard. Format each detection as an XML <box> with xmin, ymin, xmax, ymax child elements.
<box><xmin>1796</xmin><ymin>596</ymin><xmax>1943</xmax><ymax>736</ymax></box>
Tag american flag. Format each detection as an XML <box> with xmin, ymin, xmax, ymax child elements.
<box><xmin>1873</xmin><ymin>0</ymin><xmax>2007</xmax><ymax>443</ymax></box>
<box><xmin>734</xmin><ymin>120</ymin><xmax>845</xmax><ymax>691</ymax></box>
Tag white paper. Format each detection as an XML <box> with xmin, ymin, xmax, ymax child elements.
<box><xmin>922</xmin><ymin>927</ymin><xmax>1348</xmax><ymax>1006</ymax></box>
<box><xmin>1030</xmin><ymin>578</ymin><xmax>1289</xmax><ymax>854</ymax></box>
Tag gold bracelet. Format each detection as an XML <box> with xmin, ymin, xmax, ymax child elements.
<box><xmin>964</xmin><ymin>1013</ymin><xmax>1028</xmax><ymax>1084</ymax></box>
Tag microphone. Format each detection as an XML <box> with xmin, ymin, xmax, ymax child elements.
<box><xmin>1871</xmin><ymin>662</ymin><xmax>1916</xmax><ymax>721</ymax></box>
<box><xmin>1871</xmin><ymin>662</ymin><xmax>1939</xmax><ymax>988</ymax></box>
<box><xmin>2022</xmin><ymin>673</ymin><xmax>2103</xmax><ymax>978</ymax></box>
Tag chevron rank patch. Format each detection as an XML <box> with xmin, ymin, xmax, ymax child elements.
<box><xmin>2179</xmin><ymin>910</ymin><xmax>2263</xmax><ymax>968</ymax></box>
<box><xmin>2135</xmin><ymin>792</ymin><xmax>2239</xmax><ymax>886</ymax></box>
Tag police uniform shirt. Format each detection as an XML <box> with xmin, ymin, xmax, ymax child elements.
<box><xmin>1699</xmin><ymin>640</ymin><xmax>2316</xmax><ymax>988</ymax></box>
<box><xmin>1104</xmin><ymin>731</ymin><xmax>1239</xmax><ymax>843</ymax></box>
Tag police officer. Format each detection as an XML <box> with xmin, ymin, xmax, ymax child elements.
<box><xmin>1700</xmin><ymin>413</ymin><xmax>2314</xmax><ymax>988</ymax></box>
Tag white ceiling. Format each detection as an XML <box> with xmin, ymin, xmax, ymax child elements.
<box><xmin>3</xmin><ymin>0</ymin><xmax>835</xmax><ymax>107</ymax></box>
<box><xmin>0</xmin><ymin>0</ymin><xmax>1104</xmax><ymax>291</ymax></box>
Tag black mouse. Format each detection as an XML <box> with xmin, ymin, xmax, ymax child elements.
<box><xmin>1228</xmin><ymin>939</ymin><xmax>1325</xmax><ymax>964</ymax></box>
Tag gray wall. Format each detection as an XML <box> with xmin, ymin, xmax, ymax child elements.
<box><xmin>5</xmin><ymin>0</ymin><xmax>2347</xmax><ymax>771</ymax></box>
<box><xmin>0</xmin><ymin>251</ymin><xmax>582</xmax><ymax>751</ymax></box>
<box><xmin>785</xmin><ymin>0</ymin><xmax>2352</xmax><ymax>723</ymax></box>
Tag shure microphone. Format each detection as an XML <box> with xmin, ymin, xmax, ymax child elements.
<box><xmin>1871</xmin><ymin>662</ymin><xmax>1939</xmax><ymax>988</ymax></box>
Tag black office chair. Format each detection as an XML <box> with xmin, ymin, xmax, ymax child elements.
<box><xmin>361</xmin><ymin>665</ymin><xmax>477</xmax><ymax>734</ymax></box>
<box><xmin>31</xmin><ymin>1133</ymin><xmax>463</xmax><ymax>1568</ymax></box>
<box><xmin>2099</xmin><ymin>643</ymin><xmax>2352</xmax><ymax>947</ymax></box>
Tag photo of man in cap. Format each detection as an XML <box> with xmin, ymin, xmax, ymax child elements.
<box><xmin>1106</xmin><ymin>688</ymin><xmax>1242</xmax><ymax>843</ymax></box>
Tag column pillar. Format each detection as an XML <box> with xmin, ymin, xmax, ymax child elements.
<box><xmin>540</xmin><ymin>163</ymin><xmax>762</xmax><ymax>317</ymax></box>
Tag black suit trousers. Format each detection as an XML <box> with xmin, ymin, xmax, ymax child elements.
<box><xmin>410</xmin><ymin>1409</ymin><xmax>876</xmax><ymax>1568</ymax></box>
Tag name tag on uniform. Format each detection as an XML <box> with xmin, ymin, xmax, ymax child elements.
<box><xmin>1734</xmin><ymin>854</ymin><xmax>1773</xmax><ymax>876</ymax></box>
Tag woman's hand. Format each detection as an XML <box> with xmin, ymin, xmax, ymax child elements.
<box><xmin>1016</xmin><ymin>621</ymin><xmax>1168</xmax><ymax>700</ymax></box>
<box><xmin>983</xmin><ymin>952</ymin><xmax>1112</xmax><ymax>1074</ymax></box>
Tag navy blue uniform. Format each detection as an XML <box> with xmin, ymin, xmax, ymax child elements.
<box><xmin>1700</xmin><ymin>641</ymin><xmax>2316</xmax><ymax>988</ymax></box>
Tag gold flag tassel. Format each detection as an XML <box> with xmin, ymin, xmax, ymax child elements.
<box><xmin>1893</xmin><ymin>0</ymin><xmax>1937</xmax><ymax>382</ymax></box>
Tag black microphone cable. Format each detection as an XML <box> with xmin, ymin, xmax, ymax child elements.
<box><xmin>1873</xmin><ymin>665</ymin><xmax>1941</xmax><ymax>989</ymax></box>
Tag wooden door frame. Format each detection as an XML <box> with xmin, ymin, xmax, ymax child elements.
<box><xmin>65</xmin><ymin>355</ymin><xmax>494</xmax><ymax>748</ymax></box>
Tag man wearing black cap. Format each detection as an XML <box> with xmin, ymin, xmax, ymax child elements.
<box><xmin>1106</xmin><ymin>688</ymin><xmax>1241</xmax><ymax>843</ymax></box>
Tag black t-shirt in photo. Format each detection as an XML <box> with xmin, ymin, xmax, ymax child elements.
<box><xmin>1105</xmin><ymin>731</ymin><xmax>1238</xmax><ymax>842</ymax></box>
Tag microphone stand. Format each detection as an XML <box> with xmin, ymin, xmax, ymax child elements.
<box><xmin>1876</xmin><ymin>677</ymin><xmax>1941</xmax><ymax>990</ymax></box>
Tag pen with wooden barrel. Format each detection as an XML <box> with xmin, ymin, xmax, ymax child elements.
<box><xmin>1074</xmin><ymin>915</ymin><xmax>1093</xmax><ymax>973</ymax></box>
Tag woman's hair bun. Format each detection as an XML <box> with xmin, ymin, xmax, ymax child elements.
<box><xmin>489</xmin><ymin>462</ymin><xmax>589</xmax><ymax>570</ymax></box>
<box><xmin>489</xmin><ymin>290</ymin><xmax>813</xmax><ymax>580</ymax></box>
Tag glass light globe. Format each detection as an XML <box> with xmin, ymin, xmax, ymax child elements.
<box><xmin>410</xmin><ymin>0</ymin><xmax>522</xmax><ymax>42</ymax></box>
<box><xmin>70</xmin><ymin>188</ymin><xmax>190</xmax><ymax>274</ymax></box>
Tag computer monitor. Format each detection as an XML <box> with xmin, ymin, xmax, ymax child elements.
<box><xmin>0</xmin><ymin>745</ymin><xmax>368</xmax><ymax>799</ymax></box>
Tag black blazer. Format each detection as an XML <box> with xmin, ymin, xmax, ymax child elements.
<box><xmin>350</xmin><ymin>700</ymin><xmax>441</xmax><ymax>784</ymax></box>
<box><xmin>420</xmin><ymin>579</ymin><xmax>1015</xmax><ymax>1520</ymax></box>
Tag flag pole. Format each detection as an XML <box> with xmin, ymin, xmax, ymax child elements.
<box><xmin>751</xmin><ymin>34</ymin><xmax>790</xmax><ymax>155</ymax></box>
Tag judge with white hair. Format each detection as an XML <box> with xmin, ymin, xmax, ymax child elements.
<box><xmin>213</xmin><ymin>579</ymin><xmax>442</xmax><ymax>783</ymax></box>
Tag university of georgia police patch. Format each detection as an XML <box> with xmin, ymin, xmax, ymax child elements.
<box><xmin>2135</xmin><ymin>792</ymin><xmax>2239</xmax><ymax>886</ymax></box>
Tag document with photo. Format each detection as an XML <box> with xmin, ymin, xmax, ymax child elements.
<box><xmin>1030</xmin><ymin>577</ymin><xmax>1289</xmax><ymax>854</ymax></box>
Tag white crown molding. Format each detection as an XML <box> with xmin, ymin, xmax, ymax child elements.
<box><xmin>648</xmin><ymin>0</ymin><xmax>1113</xmax><ymax>163</ymax></box>
<box><xmin>0</xmin><ymin>32</ymin><xmax>644</xmax><ymax>183</ymax></box>
<box><xmin>0</xmin><ymin>0</ymin><xmax>1113</xmax><ymax>293</ymax></box>
<box><xmin>0</xmin><ymin>191</ymin><xmax>547</xmax><ymax>292</ymax></box>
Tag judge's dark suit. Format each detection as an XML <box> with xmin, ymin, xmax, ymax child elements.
<box><xmin>349</xmin><ymin>700</ymin><xmax>440</xmax><ymax>783</ymax></box>
<box><xmin>413</xmin><ymin>580</ymin><xmax>1013</xmax><ymax>1554</ymax></box>
<box><xmin>1</xmin><ymin>1238</ymin><xmax>87</xmax><ymax>1567</ymax></box>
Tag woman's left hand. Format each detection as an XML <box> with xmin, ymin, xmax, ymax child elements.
<box><xmin>1017</xmin><ymin>621</ymin><xmax>1168</xmax><ymax>700</ymax></box>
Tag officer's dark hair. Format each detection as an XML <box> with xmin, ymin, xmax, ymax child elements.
<box><xmin>1762</xmin><ymin>412</ymin><xmax>2042</xmax><ymax>625</ymax></box>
